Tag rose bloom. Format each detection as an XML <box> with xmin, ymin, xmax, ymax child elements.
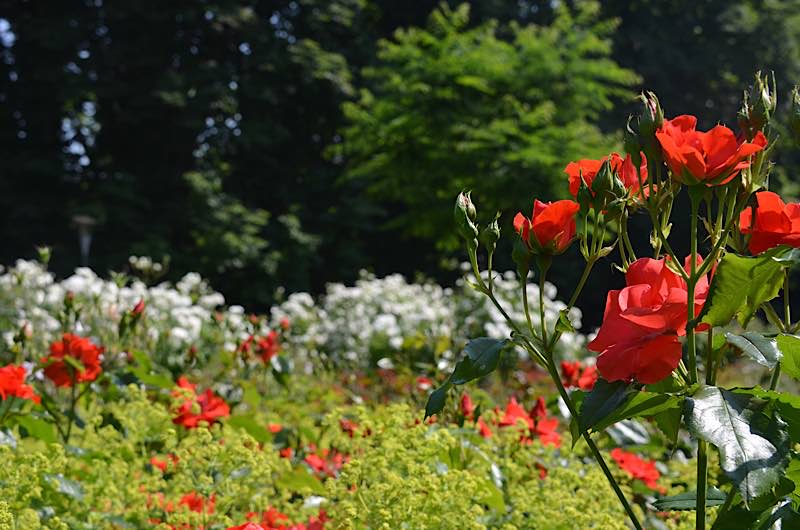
<box><xmin>610</xmin><ymin>448</ymin><xmax>662</xmax><ymax>491</ymax></box>
<box><xmin>0</xmin><ymin>364</ymin><xmax>40</xmax><ymax>403</ymax></box>
<box><xmin>656</xmin><ymin>115</ymin><xmax>767</xmax><ymax>185</ymax></box>
<box><xmin>589</xmin><ymin>256</ymin><xmax>708</xmax><ymax>384</ymax></box>
<box><xmin>256</xmin><ymin>331</ymin><xmax>280</xmax><ymax>363</ymax></box>
<box><xmin>172</xmin><ymin>376</ymin><xmax>230</xmax><ymax>428</ymax></box>
<box><xmin>513</xmin><ymin>199</ymin><xmax>580</xmax><ymax>254</ymax></box>
<box><xmin>564</xmin><ymin>152</ymin><xmax>648</xmax><ymax>199</ymax></box>
<box><xmin>42</xmin><ymin>333</ymin><xmax>103</xmax><ymax>387</ymax></box>
<box><xmin>739</xmin><ymin>191</ymin><xmax>800</xmax><ymax>254</ymax></box>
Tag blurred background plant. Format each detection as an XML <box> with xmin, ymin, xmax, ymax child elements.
<box><xmin>6</xmin><ymin>0</ymin><xmax>800</xmax><ymax>323</ymax></box>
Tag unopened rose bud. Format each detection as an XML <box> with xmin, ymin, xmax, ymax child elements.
<box><xmin>624</xmin><ymin>116</ymin><xmax>643</xmax><ymax>168</ymax></box>
<box><xmin>638</xmin><ymin>91</ymin><xmax>664</xmax><ymax>138</ymax></box>
<box><xmin>280</xmin><ymin>317</ymin><xmax>290</xmax><ymax>330</ymax></box>
<box><xmin>479</xmin><ymin>215</ymin><xmax>500</xmax><ymax>254</ymax></box>
<box><xmin>454</xmin><ymin>191</ymin><xmax>479</xmax><ymax>243</ymax></box>
<box><xmin>739</xmin><ymin>71</ymin><xmax>776</xmax><ymax>141</ymax></box>
<box><xmin>131</xmin><ymin>299</ymin><xmax>145</xmax><ymax>317</ymax></box>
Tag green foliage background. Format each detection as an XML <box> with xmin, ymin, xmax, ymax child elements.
<box><xmin>3</xmin><ymin>0</ymin><xmax>800</xmax><ymax>315</ymax></box>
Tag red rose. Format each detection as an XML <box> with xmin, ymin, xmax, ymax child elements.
<box><xmin>610</xmin><ymin>448</ymin><xmax>662</xmax><ymax>490</ymax></box>
<box><xmin>655</xmin><ymin>115</ymin><xmax>767</xmax><ymax>185</ymax></box>
<box><xmin>0</xmin><ymin>364</ymin><xmax>40</xmax><ymax>404</ymax></box>
<box><xmin>513</xmin><ymin>199</ymin><xmax>580</xmax><ymax>254</ymax></box>
<box><xmin>497</xmin><ymin>397</ymin><xmax>560</xmax><ymax>447</ymax></box>
<box><xmin>589</xmin><ymin>256</ymin><xmax>709</xmax><ymax>384</ymax></box>
<box><xmin>459</xmin><ymin>393</ymin><xmax>474</xmax><ymax>419</ymax></box>
<box><xmin>228</xmin><ymin>524</ymin><xmax>267</xmax><ymax>530</ymax></box>
<box><xmin>564</xmin><ymin>152</ymin><xmax>648</xmax><ymax>199</ymax></box>
<box><xmin>42</xmin><ymin>333</ymin><xmax>103</xmax><ymax>387</ymax></box>
<box><xmin>171</xmin><ymin>376</ymin><xmax>230</xmax><ymax>428</ymax></box>
<box><xmin>560</xmin><ymin>360</ymin><xmax>598</xmax><ymax>391</ymax></box>
<box><xmin>739</xmin><ymin>191</ymin><xmax>800</xmax><ymax>254</ymax></box>
<box><xmin>577</xmin><ymin>364</ymin><xmax>598</xmax><ymax>391</ymax></box>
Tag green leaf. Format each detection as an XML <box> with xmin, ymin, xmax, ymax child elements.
<box><xmin>732</xmin><ymin>387</ymin><xmax>800</xmax><ymax>443</ymax></box>
<box><xmin>578</xmin><ymin>378</ymin><xmax>634</xmax><ymax>433</ymax></box>
<box><xmin>450</xmin><ymin>338</ymin><xmax>508</xmax><ymax>385</ymax></box>
<box><xmin>592</xmin><ymin>391</ymin><xmax>682</xmax><ymax>433</ymax></box>
<box><xmin>654</xmin><ymin>406</ymin><xmax>683</xmax><ymax>446</ymax></box>
<box><xmin>15</xmin><ymin>415</ymin><xmax>57</xmax><ymax>443</ymax></box>
<box><xmin>726</xmin><ymin>332</ymin><xmax>782</xmax><ymax>370</ymax></box>
<box><xmin>424</xmin><ymin>383</ymin><xmax>451</xmax><ymax>419</ymax></box>
<box><xmin>652</xmin><ymin>487</ymin><xmax>727</xmax><ymax>511</ymax></box>
<box><xmin>555</xmin><ymin>309</ymin><xmax>575</xmax><ymax>334</ymax></box>
<box><xmin>699</xmin><ymin>252</ymin><xmax>786</xmax><ymax>327</ymax></box>
<box><xmin>226</xmin><ymin>415</ymin><xmax>271</xmax><ymax>443</ymax></box>
<box><xmin>776</xmin><ymin>334</ymin><xmax>800</xmax><ymax>382</ymax></box>
<box><xmin>476</xmin><ymin>478</ymin><xmax>505</xmax><ymax>512</ymax></box>
<box><xmin>277</xmin><ymin>467</ymin><xmax>326</xmax><ymax>495</ymax></box>
<box><xmin>685</xmin><ymin>386</ymin><xmax>790</xmax><ymax>505</ymax></box>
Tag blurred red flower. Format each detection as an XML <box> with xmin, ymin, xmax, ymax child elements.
<box><xmin>171</xmin><ymin>376</ymin><xmax>230</xmax><ymax>428</ymax></box>
<box><xmin>0</xmin><ymin>364</ymin><xmax>39</xmax><ymax>403</ymax></box>
<box><xmin>42</xmin><ymin>333</ymin><xmax>103</xmax><ymax>387</ymax></box>
<box><xmin>610</xmin><ymin>448</ymin><xmax>662</xmax><ymax>490</ymax></box>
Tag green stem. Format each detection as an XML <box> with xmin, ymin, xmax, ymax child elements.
<box><xmin>522</xmin><ymin>276</ymin><xmax>536</xmax><ymax>339</ymax></box>
<box><xmin>706</xmin><ymin>327</ymin><xmax>715</xmax><ymax>386</ymax></box>
<box><xmin>715</xmin><ymin>485</ymin><xmax>737</xmax><ymax>521</ymax></box>
<box><xmin>39</xmin><ymin>397</ymin><xmax>68</xmax><ymax>442</ymax></box>
<box><xmin>762</xmin><ymin>303</ymin><xmax>786</xmax><ymax>333</ymax></box>
<box><xmin>538</xmin><ymin>272</ymin><xmax>548</xmax><ymax>345</ymax></box>
<box><xmin>696</xmin><ymin>440</ymin><xmax>708</xmax><ymax>530</ymax></box>
<box><xmin>544</xmin><ymin>359</ymin><xmax>643</xmax><ymax>530</ymax></box>
<box><xmin>770</xmin><ymin>271</ymin><xmax>791</xmax><ymax>391</ymax></box>
<box><xmin>687</xmin><ymin>190</ymin><xmax>705</xmax><ymax>529</ymax></box>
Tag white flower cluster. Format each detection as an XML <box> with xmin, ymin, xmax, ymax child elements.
<box><xmin>0</xmin><ymin>260</ymin><xmax>262</xmax><ymax>368</ymax></box>
<box><xmin>271</xmin><ymin>267</ymin><xmax>585</xmax><ymax>372</ymax></box>
<box><xmin>0</xmin><ymin>259</ymin><xmax>586</xmax><ymax>374</ymax></box>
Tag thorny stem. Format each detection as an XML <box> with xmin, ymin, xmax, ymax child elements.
<box><xmin>538</xmin><ymin>271</ymin><xmax>548</xmax><ymax>345</ymax></box>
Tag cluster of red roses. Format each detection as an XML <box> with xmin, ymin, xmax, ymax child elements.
<box><xmin>513</xmin><ymin>111</ymin><xmax>800</xmax><ymax>385</ymax></box>
<box><xmin>42</xmin><ymin>333</ymin><xmax>104</xmax><ymax>387</ymax></box>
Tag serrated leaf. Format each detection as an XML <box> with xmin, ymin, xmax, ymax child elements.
<box><xmin>578</xmin><ymin>378</ymin><xmax>634</xmax><ymax>432</ymax></box>
<box><xmin>776</xmin><ymin>334</ymin><xmax>800</xmax><ymax>382</ymax></box>
<box><xmin>699</xmin><ymin>251</ymin><xmax>786</xmax><ymax>327</ymax></box>
<box><xmin>654</xmin><ymin>406</ymin><xmax>682</xmax><ymax>446</ymax></box>
<box><xmin>450</xmin><ymin>338</ymin><xmax>507</xmax><ymax>385</ymax></box>
<box><xmin>425</xmin><ymin>383</ymin><xmax>451</xmax><ymax>419</ymax></box>
<box><xmin>653</xmin><ymin>487</ymin><xmax>727</xmax><ymax>511</ymax></box>
<box><xmin>685</xmin><ymin>386</ymin><xmax>790</xmax><ymax>505</ymax></box>
<box><xmin>732</xmin><ymin>387</ymin><xmax>800</xmax><ymax>443</ymax></box>
<box><xmin>592</xmin><ymin>391</ymin><xmax>682</xmax><ymax>433</ymax></box>
<box><xmin>726</xmin><ymin>332</ymin><xmax>782</xmax><ymax>370</ymax></box>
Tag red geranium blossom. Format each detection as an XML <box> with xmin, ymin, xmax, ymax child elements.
<box><xmin>610</xmin><ymin>448</ymin><xmax>662</xmax><ymax>490</ymax></box>
<box><xmin>304</xmin><ymin>448</ymin><xmax>349</xmax><ymax>479</ymax></box>
<box><xmin>739</xmin><ymin>191</ymin><xmax>800</xmax><ymax>254</ymax></box>
<box><xmin>171</xmin><ymin>376</ymin><xmax>230</xmax><ymax>428</ymax></box>
<box><xmin>0</xmin><ymin>364</ymin><xmax>40</xmax><ymax>403</ymax></box>
<box><xmin>497</xmin><ymin>397</ymin><xmax>560</xmax><ymax>447</ymax></box>
<box><xmin>560</xmin><ymin>361</ymin><xmax>598</xmax><ymax>391</ymax></box>
<box><xmin>42</xmin><ymin>333</ymin><xmax>103</xmax><ymax>387</ymax></box>
<box><xmin>589</xmin><ymin>256</ymin><xmax>709</xmax><ymax>384</ymax></box>
<box><xmin>513</xmin><ymin>199</ymin><xmax>580</xmax><ymax>254</ymax></box>
<box><xmin>655</xmin><ymin>115</ymin><xmax>767</xmax><ymax>185</ymax></box>
<box><xmin>179</xmin><ymin>491</ymin><xmax>215</xmax><ymax>514</ymax></box>
<box><xmin>564</xmin><ymin>152</ymin><xmax>648</xmax><ymax>199</ymax></box>
<box><xmin>256</xmin><ymin>331</ymin><xmax>280</xmax><ymax>362</ymax></box>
